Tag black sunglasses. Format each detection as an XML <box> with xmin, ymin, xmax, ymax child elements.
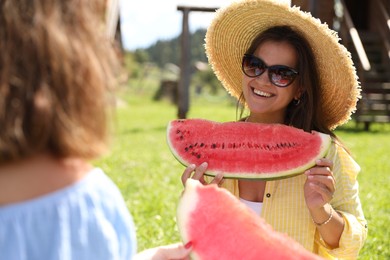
<box><xmin>242</xmin><ymin>54</ymin><xmax>299</xmax><ymax>87</ymax></box>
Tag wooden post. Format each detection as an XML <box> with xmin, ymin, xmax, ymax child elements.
<box><xmin>176</xmin><ymin>6</ymin><xmax>218</xmax><ymax>119</ymax></box>
<box><xmin>177</xmin><ymin>7</ymin><xmax>191</xmax><ymax>119</ymax></box>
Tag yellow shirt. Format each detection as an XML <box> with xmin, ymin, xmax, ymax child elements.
<box><xmin>214</xmin><ymin>141</ymin><xmax>367</xmax><ymax>259</ymax></box>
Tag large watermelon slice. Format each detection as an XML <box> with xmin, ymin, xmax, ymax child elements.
<box><xmin>167</xmin><ymin>119</ymin><xmax>332</xmax><ymax>180</ymax></box>
<box><xmin>177</xmin><ymin>179</ymin><xmax>323</xmax><ymax>260</ymax></box>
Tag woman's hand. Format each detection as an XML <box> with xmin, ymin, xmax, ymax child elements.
<box><xmin>304</xmin><ymin>158</ymin><xmax>345</xmax><ymax>248</ymax></box>
<box><xmin>181</xmin><ymin>162</ymin><xmax>224</xmax><ymax>186</ymax></box>
<box><xmin>304</xmin><ymin>158</ymin><xmax>335</xmax><ymax>211</ymax></box>
<box><xmin>133</xmin><ymin>242</ymin><xmax>192</xmax><ymax>260</ymax></box>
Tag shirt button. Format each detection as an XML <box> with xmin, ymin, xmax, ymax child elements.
<box><xmin>266</xmin><ymin>193</ymin><xmax>271</xmax><ymax>198</ymax></box>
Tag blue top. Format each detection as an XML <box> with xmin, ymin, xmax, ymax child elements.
<box><xmin>0</xmin><ymin>168</ymin><xmax>137</xmax><ymax>260</ymax></box>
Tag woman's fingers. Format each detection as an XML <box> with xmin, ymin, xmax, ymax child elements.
<box><xmin>134</xmin><ymin>242</ymin><xmax>191</xmax><ymax>260</ymax></box>
<box><xmin>192</xmin><ymin>162</ymin><xmax>208</xmax><ymax>180</ymax></box>
<box><xmin>308</xmin><ymin>181</ymin><xmax>334</xmax><ymax>201</ymax></box>
<box><xmin>181</xmin><ymin>162</ymin><xmax>208</xmax><ymax>186</ymax></box>
<box><xmin>181</xmin><ymin>162</ymin><xmax>224</xmax><ymax>186</ymax></box>
<box><xmin>181</xmin><ymin>164</ymin><xmax>196</xmax><ymax>185</ymax></box>
<box><xmin>157</xmin><ymin>242</ymin><xmax>192</xmax><ymax>260</ymax></box>
<box><xmin>307</xmin><ymin>174</ymin><xmax>335</xmax><ymax>193</ymax></box>
<box><xmin>209</xmin><ymin>173</ymin><xmax>225</xmax><ymax>186</ymax></box>
<box><xmin>314</xmin><ymin>158</ymin><xmax>333</xmax><ymax>170</ymax></box>
<box><xmin>305</xmin><ymin>158</ymin><xmax>336</xmax><ymax>202</ymax></box>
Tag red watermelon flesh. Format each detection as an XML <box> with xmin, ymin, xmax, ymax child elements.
<box><xmin>177</xmin><ymin>179</ymin><xmax>323</xmax><ymax>260</ymax></box>
<box><xmin>167</xmin><ymin>119</ymin><xmax>332</xmax><ymax>180</ymax></box>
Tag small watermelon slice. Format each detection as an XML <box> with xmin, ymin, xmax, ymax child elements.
<box><xmin>177</xmin><ymin>179</ymin><xmax>323</xmax><ymax>260</ymax></box>
<box><xmin>167</xmin><ymin>119</ymin><xmax>332</xmax><ymax>180</ymax></box>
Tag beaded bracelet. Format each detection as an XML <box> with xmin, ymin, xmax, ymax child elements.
<box><xmin>312</xmin><ymin>207</ymin><xmax>333</xmax><ymax>226</ymax></box>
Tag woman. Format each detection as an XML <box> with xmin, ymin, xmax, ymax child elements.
<box><xmin>182</xmin><ymin>0</ymin><xmax>367</xmax><ymax>258</ymax></box>
<box><xmin>0</xmin><ymin>0</ymin><xmax>190</xmax><ymax>259</ymax></box>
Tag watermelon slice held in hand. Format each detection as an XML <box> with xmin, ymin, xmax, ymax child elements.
<box><xmin>167</xmin><ymin>119</ymin><xmax>332</xmax><ymax>180</ymax></box>
<box><xmin>177</xmin><ymin>179</ymin><xmax>323</xmax><ymax>260</ymax></box>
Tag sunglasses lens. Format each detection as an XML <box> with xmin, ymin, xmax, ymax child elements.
<box><xmin>242</xmin><ymin>55</ymin><xmax>265</xmax><ymax>77</ymax></box>
<box><xmin>269</xmin><ymin>67</ymin><xmax>297</xmax><ymax>87</ymax></box>
<box><xmin>242</xmin><ymin>54</ymin><xmax>298</xmax><ymax>87</ymax></box>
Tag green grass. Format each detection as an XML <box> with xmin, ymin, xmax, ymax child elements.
<box><xmin>336</xmin><ymin>124</ymin><xmax>390</xmax><ymax>259</ymax></box>
<box><xmin>96</xmin><ymin>84</ymin><xmax>389</xmax><ymax>259</ymax></box>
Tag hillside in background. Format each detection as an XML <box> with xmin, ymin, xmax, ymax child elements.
<box><xmin>131</xmin><ymin>28</ymin><xmax>208</xmax><ymax>68</ymax></box>
<box><xmin>123</xmin><ymin>28</ymin><xmax>224</xmax><ymax>98</ymax></box>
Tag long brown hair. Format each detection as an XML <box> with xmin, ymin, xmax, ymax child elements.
<box><xmin>238</xmin><ymin>26</ymin><xmax>336</xmax><ymax>138</ymax></box>
<box><xmin>0</xmin><ymin>0</ymin><xmax>118</xmax><ymax>163</ymax></box>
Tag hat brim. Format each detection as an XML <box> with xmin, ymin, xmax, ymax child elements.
<box><xmin>205</xmin><ymin>0</ymin><xmax>361</xmax><ymax>129</ymax></box>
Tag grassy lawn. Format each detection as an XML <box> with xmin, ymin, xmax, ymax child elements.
<box><xmin>96</xmin><ymin>83</ymin><xmax>389</xmax><ymax>259</ymax></box>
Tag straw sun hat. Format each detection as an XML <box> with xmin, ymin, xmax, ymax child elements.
<box><xmin>205</xmin><ymin>0</ymin><xmax>361</xmax><ymax>129</ymax></box>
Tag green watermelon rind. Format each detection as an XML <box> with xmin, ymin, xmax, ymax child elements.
<box><xmin>167</xmin><ymin>121</ymin><xmax>332</xmax><ymax>181</ymax></box>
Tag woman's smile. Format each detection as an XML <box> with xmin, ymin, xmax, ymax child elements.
<box><xmin>252</xmin><ymin>87</ymin><xmax>273</xmax><ymax>98</ymax></box>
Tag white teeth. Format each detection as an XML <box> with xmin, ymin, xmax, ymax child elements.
<box><xmin>253</xmin><ymin>89</ymin><xmax>272</xmax><ymax>97</ymax></box>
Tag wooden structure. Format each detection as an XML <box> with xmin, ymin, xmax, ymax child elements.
<box><xmin>153</xmin><ymin>80</ymin><xmax>179</xmax><ymax>104</ymax></box>
<box><xmin>335</xmin><ymin>0</ymin><xmax>390</xmax><ymax>130</ymax></box>
<box><xmin>285</xmin><ymin>0</ymin><xmax>390</xmax><ymax>130</ymax></box>
<box><xmin>177</xmin><ymin>6</ymin><xmax>218</xmax><ymax>119</ymax></box>
<box><xmin>288</xmin><ymin>1</ymin><xmax>390</xmax><ymax>131</ymax></box>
